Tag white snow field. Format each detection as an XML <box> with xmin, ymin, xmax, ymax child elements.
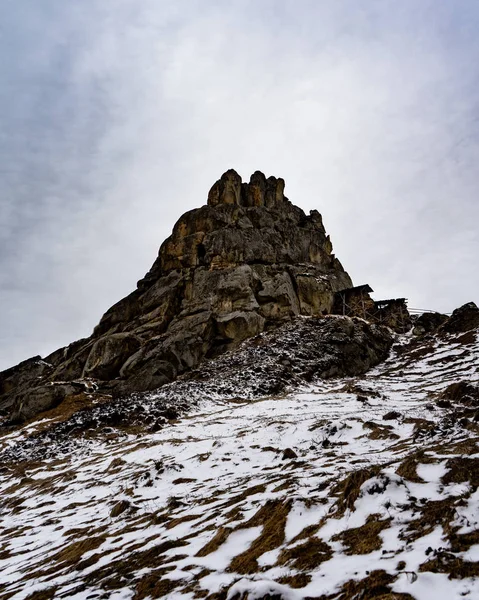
<box><xmin>0</xmin><ymin>328</ymin><xmax>478</xmax><ymax>599</ymax></box>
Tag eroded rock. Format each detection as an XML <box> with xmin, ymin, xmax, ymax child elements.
<box><xmin>83</xmin><ymin>333</ymin><xmax>142</xmax><ymax>380</ymax></box>
<box><xmin>441</xmin><ymin>302</ymin><xmax>479</xmax><ymax>334</ymax></box>
<box><xmin>9</xmin><ymin>383</ymin><xmax>83</xmax><ymax>423</ymax></box>
<box><xmin>413</xmin><ymin>311</ymin><xmax>449</xmax><ymax>336</ymax></box>
<box><xmin>0</xmin><ymin>169</ymin><xmax>357</xmax><ymax>420</ymax></box>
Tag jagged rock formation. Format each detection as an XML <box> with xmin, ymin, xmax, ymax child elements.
<box><xmin>412</xmin><ymin>311</ymin><xmax>449</xmax><ymax>335</ymax></box>
<box><xmin>0</xmin><ymin>170</ymin><xmax>353</xmax><ymax>421</ymax></box>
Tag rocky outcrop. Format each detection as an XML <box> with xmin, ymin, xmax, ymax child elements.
<box><xmin>83</xmin><ymin>333</ymin><xmax>141</xmax><ymax>380</ymax></box>
<box><xmin>412</xmin><ymin>311</ymin><xmax>449</xmax><ymax>336</ymax></box>
<box><xmin>0</xmin><ymin>315</ymin><xmax>394</xmax><ymax>460</ymax></box>
<box><xmin>0</xmin><ymin>356</ymin><xmax>53</xmax><ymax>417</ymax></box>
<box><xmin>92</xmin><ymin>169</ymin><xmax>352</xmax><ymax>395</ymax></box>
<box><xmin>439</xmin><ymin>381</ymin><xmax>479</xmax><ymax>405</ymax></box>
<box><xmin>2</xmin><ymin>170</ymin><xmax>478</xmax><ymax>425</ymax></box>
<box><xmin>0</xmin><ymin>170</ymin><xmax>353</xmax><ymax>421</ymax></box>
<box><xmin>181</xmin><ymin>315</ymin><xmax>394</xmax><ymax>398</ymax></box>
<box><xmin>440</xmin><ymin>302</ymin><xmax>479</xmax><ymax>334</ymax></box>
<box><xmin>9</xmin><ymin>382</ymin><xmax>85</xmax><ymax>424</ymax></box>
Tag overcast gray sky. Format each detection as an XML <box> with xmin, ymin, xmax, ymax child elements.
<box><xmin>1</xmin><ymin>0</ymin><xmax>478</xmax><ymax>370</ymax></box>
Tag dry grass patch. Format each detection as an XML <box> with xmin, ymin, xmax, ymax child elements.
<box><xmin>179</xmin><ymin>568</ymin><xmax>215</xmax><ymax>598</ymax></box>
<box><xmin>406</xmin><ymin>344</ymin><xmax>436</xmax><ymax>361</ymax></box>
<box><xmin>419</xmin><ymin>550</ymin><xmax>479</xmax><ymax>579</ymax></box>
<box><xmin>62</xmin><ymin>525</ymin><xmax>94</xmax><ymax>539</ymax></box>
<box><xmin>331</xmin><ymin>514</ymin><xmax>391</xmax><ymax>555</ymax></box>
<box><xmin>0</xmin><ymin>548</ymin><xmax>12</xmax><ymax>561</ymax></box>
<box><xmin>107</xmin><ymin>457</ymin><xmax>127</xmax><ymax>471</ymax></box>
<box><xmin>363</xmin><ymin>421</ymin><xmax>399</xmax><ymax>441</ymax></box>
<box><xmin>224</xmin><ymin>506</ymin><xmax>244</xmax><ymax>522</ymax></box>
<box><xmin>319</xmin><ymin>570</ymin><xmax>415</xmax><ymax>600</ymax></box>
<box><xmin>432</xmin><ymin>438</ymin><xmax>479</xmax><ymax>456</ymax></box>
<box><xmin>166</xmin><ymin>513</ymin><xmax>202</xmax><ymax>530</ymax></box>
<box><xmin>441</xmin><ymin>457</ymin><xmax>479</xmax><ymax>487</ymax></box>
<box><xmin>278</xmin><ymin>537</ymin><xmax>332</xmax><ymax>570</ymax></box>
<box><xmin>455</xmin><ymin>331</ymin><xmax>477</xmax><ymax>345</ymax></box>
<box><xmin>288</xmin><ymin>523</ymin><xmax>324</xmax><ymax>544</ymax></box>
<box><xmin>18</xmin><ymin>534</ymin><xmax>108</xmax><ymax>583</ymax></box>
<box><xmin>395</xmin><ymin>455</ymin><xmax>424</xmax><ymax>483</ymax></box>
<box><xmin>396</xmin><ymin>451</ymin><xmax>436</xmax><ymax>483</ymax></box>
<box><xmin>196</xmin><ymin>526</ymin><xmax>232</xmax><ymax>557</ymax></box>
<box><xmin>134</xmin><ymin>568</ymin><xmax>184</xmax><ymax>599</ymax></box>
<box><xmin>272</xmin><ymin>480</ymin><xmax>295</xmax><ymax>493</ymax></box>
<box><xmin>21</xmin><ymin>392</ymin><xmax>112</xmax><ymax>434</ymax></box>
<box><xmin>402</xmin><ymin>497</ymin><xmax>459</xmax><ymax>542</ymax></box>
<box><xmin>194</xmin><ymin>568</ymin><xmax>213</xmax><ymax>579</ymax></box>
<box><xmin>110</xmin><ymin>499</ymin><xmax>132</xmax><ymax>517</ymax></box>
<box><xmin>82</xmin><ymin>539</ymin><xmax>188</xmax><ymax>590</ymax></box>
<box><xmin>50</xmin><ymin>534</ymin><xmax>107</xmax><ymax>569</ymax></box>
<box><xmin>277</xmin><ymin>573</ymin><xmax>312</xmax><ymax>588</ymax></box>
<box><xmin>197</xmin><ymin>452</ymin><xmax>211</xmax><ymax>462</ymax></box>
<box><xmin>173</xmin><ymin>477</ymin><xmax>197</xmax><ymax>484</ymax></box>
<box><xmin>23</xmin><ymin>589</ymin><xmax>58</xmax><ymax>600</ymax></box>
<box><xmin>3</xmin><ymin>495</ymin><xmax>26</xmax><ymax>510</ymax></box>
<box><xmin>217</xmin><ymin>483</ymin><xmax>267</xmax><ymax>509</ymax></box>
<box><xmin>449</xmin><ymin>529</ymin><xmax>479</xmax><ymax>552</ymax></box>
<box><xmin>403</xmin><ymin>417</ymin><xmax>435</xmax><ymax>435</ymax></box>
<box><xmin>331</xmin><ymin>466</ymin><xmax>381</xmax><ymax>516</ymax></box>
<box><xmin>228</xmin><ymin>499</ymin><xmax>292</xmax><ymax>574</ymax></box>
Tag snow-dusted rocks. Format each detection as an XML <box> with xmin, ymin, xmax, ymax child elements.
<box><xmin>0</xmin><ymin>311</ymin><xmax>478</xmax><ymax>599</ymax></box>
<box><xmin>441</xmin><ymin>302</ymin><xmax>479</xmax><ymax>335</ymax></box>
<box><xmin>0</xmin><ymin>315</ymin><xmax>393</xmax><ymax>454</ymax></box>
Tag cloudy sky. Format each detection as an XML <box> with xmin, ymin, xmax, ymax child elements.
<box><xmin>1</xmin><ymin>1</ymin><xmax>478</xmax><ymax>370</ymax></box>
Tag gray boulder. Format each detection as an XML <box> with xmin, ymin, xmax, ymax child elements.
<box><xmin>441</xmin><ymin>302</ymin><xmax>479</xmax><ymax>334</ymax></box>
<box><xmin>83</xmin><ymin>333</ymin><xmax>142</xmax><ymax>380</ymax></box>
<box><xmin>9</xmin><ymin>383</ymin><xmax>81</xmax><ymax>423</ymax></box>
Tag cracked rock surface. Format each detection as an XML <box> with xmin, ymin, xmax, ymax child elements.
<box><xmin>0</xmin><ymin>170</ymin><xmax>352</xmax><ymax>421</ymax></box>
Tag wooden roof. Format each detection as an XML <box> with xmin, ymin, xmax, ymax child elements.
<box><xmin>374</xmin><ymin>298</ymin><xmax>408</xmax><ymax>307</ymax></box>
<box><xmin>335</xmin><ymin>284</ymin><xmax>374</xmax><ymax>295</ymax></box>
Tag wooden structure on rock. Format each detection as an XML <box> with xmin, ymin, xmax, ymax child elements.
<box><xmin>373</xmin><ymin>298</ymin><xmax>411</xmax><ymax>333</ymax></box>
<box><xmin>333</xmin><ymin>285</ymin><xmax>375</xmax><ymax>318</ymax></box>
<box><xmin>333</xmin><ymin>286</ymin><xmax>411</xmax><ymax>333</ymax></box>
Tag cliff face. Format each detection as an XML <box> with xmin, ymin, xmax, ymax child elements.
<box><xmin>0</xmin><ymin>170</ymin><xmax>352</xmax><ymax>419</ymax></box>
<box><xmin>89</xmin><ymin>169</ymin><xmax>352</xmax><ymax>391</ymax></box>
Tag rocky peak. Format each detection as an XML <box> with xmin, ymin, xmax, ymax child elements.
<box><xmin>1</xmin><ymin>170</ymin><xmax>354</xmax><ymax>420</ymax></box>
<box><xmin>207</xmin><ymin>169</ymin><xmax>285</xmax><ymax>208</ymax></box>
<box><xmin>140</xmin><ymin>169</ymin><xmax>338</xmax><ymax>282</ymax></box>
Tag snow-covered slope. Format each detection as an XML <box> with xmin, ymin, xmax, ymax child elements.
<box><xmin>1</xmin><ymin>327</ymin><xmax>478</xmax><ymax>600</ymax></box>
